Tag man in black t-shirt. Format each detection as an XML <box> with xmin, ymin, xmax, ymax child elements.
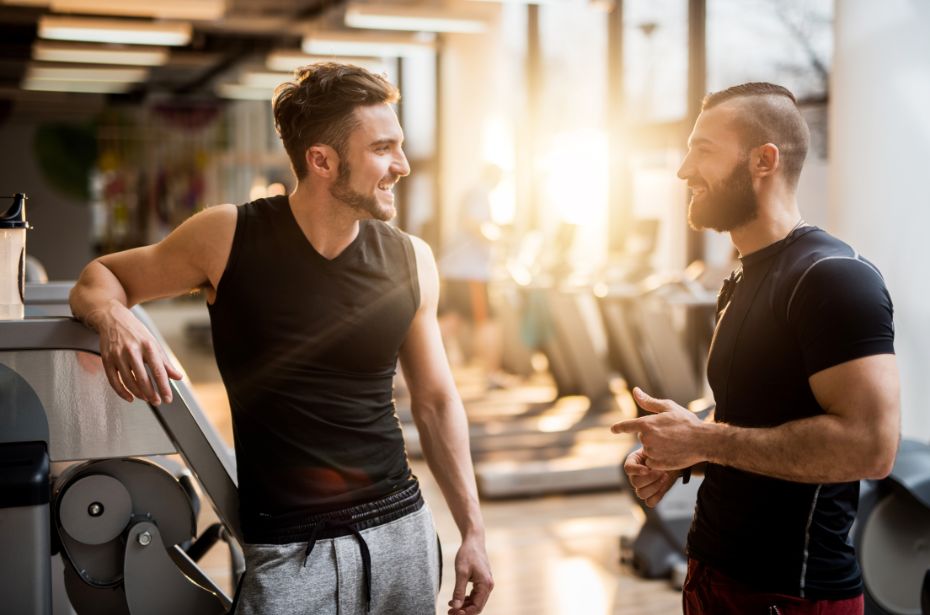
<box><xmin>613</xmin><ymin>83</ymin><xmax>900</xmax><ymax>614</ymax></box>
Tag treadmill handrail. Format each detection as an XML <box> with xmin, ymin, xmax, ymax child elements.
<box><xmin>0</xmin><ymin>317</ymin><xmax>242</xmax><ymax>543</ymax></box>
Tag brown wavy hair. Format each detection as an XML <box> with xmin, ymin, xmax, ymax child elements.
<box><xmin>272</xmin><ymin>63</ymin><xmax>399</xmax><ymax>180</ymax></box>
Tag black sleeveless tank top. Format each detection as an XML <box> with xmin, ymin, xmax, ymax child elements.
<box><xmin>207</xmin><ymin>195</ymin><xmax>419</xmax><ymax>535</ymax></box>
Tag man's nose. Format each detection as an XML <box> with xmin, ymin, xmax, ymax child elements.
<box><xmin>394</xmin><ymin>150</ymin><xmax>410</xmax><ymax>177</ymax></box>
<box><xmin>676</xmin><ymin>153</ymin><xmax>692</xmax><ymax>180</ymax></box>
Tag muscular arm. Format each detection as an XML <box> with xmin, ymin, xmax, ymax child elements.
<box><xmin>614</xmin><ymin>354</ymin><xmax>900</xmax><ymax>484</ymax></box>
<box><xmin>69</xmin><ymin>204</ymin><xmax>237</xmax><ymax>403</ymax></box>
<box><xmin>398</xmin><ymin>236</ymin><xmax>492</xmax><ymax>615</ymax></box>
<box><xmin>700</xmin><ymin>354</ymin><xmax>900</xmax><ymax>482</ymax></box>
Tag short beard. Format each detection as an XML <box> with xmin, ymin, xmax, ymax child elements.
<box><xmin>329</xmin><ymin>160</ymin><xmax>392</xmax><ymax>222</ymax></box>
<box><xmin>688</xmin><ymin>158</ymin><xmax>759</xmax><ymax>232</ymax></box>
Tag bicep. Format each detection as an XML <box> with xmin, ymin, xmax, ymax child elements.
<box><xmin>399</xmin><ymin>235</ymin><xmax>457</xmax><ymax>399</ymax></box>
<box><xmin>97</xmin><ymin>204</ymin><xmax>236</xmax><ymax>305</ymax></box>
<box><xmin>809</xmin><ymin>353</ymin><xmax>900</xmax><ymax>432</ymax></box>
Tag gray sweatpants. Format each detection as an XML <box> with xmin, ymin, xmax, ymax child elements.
<box><xmin>236</xmin><ymin>504</ymin><xmax>441</xmax><ymax>615</ymax></box>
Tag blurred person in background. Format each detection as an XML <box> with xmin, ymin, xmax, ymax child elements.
<box><xmin>70</xmin><ymin>63</ymin><xmax>493</xmax><ymax>615</ymax></box>
<box><xmin>614</xmin><ymin>82</ymin><xmax>899</xmax><ymax>615</ymax></box>
<box><xmin>439</xmin><ymin>163</ymin><xmax>507</xmax><ymax>390</ymax></box>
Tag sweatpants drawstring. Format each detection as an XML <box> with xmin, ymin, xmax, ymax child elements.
<box><xmin>303</xmin><ymin>520</ymin><xmax>372</xmax><ymax>613</ymax></box>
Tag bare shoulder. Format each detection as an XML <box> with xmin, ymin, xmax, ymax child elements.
<box><xmin>157</xmin><ymin>203</ymin><xmax>239</xmax><ymax>292</ymax></box>
<box><xmin>180</xmin><ymin>203</ymin><xmax>237</xmax><ymax>238</ymax></box>
<box><xmin>406</xmin><ymin>233</ymin><xmax>439</xmax><ymax>310</ymax></box>
<box><xmin>163</xmin><ymin>204</ymin><xmax>236</xmax><ymax>252</ymax></box>
<box><xmin>407</xmin><ymin>233</ymin><xmax>434</xmax><ymax>259</ymax></box>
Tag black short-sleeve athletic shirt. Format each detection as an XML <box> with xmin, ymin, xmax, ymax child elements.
<box><xmin>206</xmin><ymin>196</ymin><xmax>420</xmax><ymax>539</ymax></box>
<box><xmin>688</xmin><ymin>226</ymin><xmax>895</xmax><ymax>599</ymax></box>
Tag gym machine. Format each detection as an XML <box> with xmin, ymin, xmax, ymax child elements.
<box><xmin>1</xmin><ymin>285</ymin><xmax>242</xmax><ymax>615</ymax></box>
<box><xmin>854</xmin><ymin>439</ymin><xmax>930</xmax><ymax>615</ymax></box>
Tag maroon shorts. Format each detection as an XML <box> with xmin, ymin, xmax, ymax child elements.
<box><xmin>682</xmin><ymin>559</ymin><xmax>864</xmax><ymax>615</ymax></box>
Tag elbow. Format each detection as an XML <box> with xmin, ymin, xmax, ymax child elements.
<box><xmin>863</xmin><ymin>437</ymin><xmax>899</xmax><ymax>480</ymax></box>
<box><xmin>865</xmin><ymin>453</ymin><xmax>896</xmax><ymax>481</ymax></box>
<box><xmin>410</xmin><ymin>393</ymin><xmax>453</xmax><ymax>419</ymax></box>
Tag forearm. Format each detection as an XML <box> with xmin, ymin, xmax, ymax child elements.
<box><xmin>69</xmin><ymin>260</ymin><xmax>131</xmax><ymax>330</ymax></box>
<box><xmin>698</xmin><ymin>413</ymin><xmax>896</xmax><ymax>483</ymax></box>
<box><xmin>412</xmin><ymin>394</ymin><xmax>485</xmax><ymax>539</ymax></box>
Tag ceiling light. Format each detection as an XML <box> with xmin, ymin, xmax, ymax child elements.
<box><xmin>0</xmin><ymin>0</ymin><xmax>50</xmax><ymax>6</ymax></box>
<box><xmin>344</xmin><ymin>3</ymin><xmax>487</xmax><ymax>34</ymax></box>
<box><xmin>33</xmin><ymin>41</ymin><xmax>169</xmax><ymax>66</ymax></box>
<box><xmin>48</xmin><ymin>0</ymin><xmax>224</xmax><ymax>20</ymax></box>
<box><xmin>38</xmin><ymin>16</ymin><xmax>192</xmax><ymax>46</ymax></box>
<box><xmin>241</xmin><ymin>71</ymin><xmax>301</xmax><ymax>89</ymax></box>
<box><xmin>301</xmin><ymin>31</ymin><xmax>435</xmax><ymax>58</ymax></box>
<box><xmin>21</xmin><ymin>79</ymin><xmax>133</xmax><ymax>94</ymax></box>
<box><xmin>27</xmin><ymin>64</ymin><xmax>149</xmax><ymax>82</ymax></box>
<box><xmin>215</xmin><ymin>84</ymin><xmax>273</xmax><ymax>101</ymax></box>
<box><xmin>265</xmin><ymin>51</ymin><xmax>388</xmax><ymax>74</ymax></box>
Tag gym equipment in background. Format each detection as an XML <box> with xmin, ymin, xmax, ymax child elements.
<box><xmin>1</xmin><ymin>282</ymin><xmax>242</xmax><ymax>614</ymax></box>
<box><xmin>854</xmin><ymin>439</ymin><xmax>930</xmax><ymax>615</ymax></box>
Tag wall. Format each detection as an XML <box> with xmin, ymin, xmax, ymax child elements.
<box><xmin>0</xmin><ymin>96</ymin><xmax>98</xmax><ymax>280</ymax></box>
<box><xmin>831</xmin><ymin>0</ymin><xmax>930</xmax><ymax>439</ymax></box>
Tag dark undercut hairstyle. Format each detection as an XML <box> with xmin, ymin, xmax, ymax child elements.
<box><xmin>702</xmin><ymin>82</ymin><xmax>810</xmax><ymax>188</ymax></box>
<box><xmin>272</xmin><ymin>63</ymin><xmax>400</xmax><ymax>180</ymax></box>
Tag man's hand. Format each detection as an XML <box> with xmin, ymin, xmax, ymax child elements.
<box><xmin>611</xmin><ymin>388</ymin><xmax>707</xmax><ymax>471</ymax></box>
<box><xmin>88</xmin><ymin>301</ymin><xmax>183</xmax><ymax>405</ymax></box>
<box><xmin>447</xmin><ymin>534</ymin><xmax>493</xmax><ymax>615</ymax></box>
<box><xmin>623</xmin><ymin>447</ymin><xmax>680</xmax><ymax>508</ymax></box>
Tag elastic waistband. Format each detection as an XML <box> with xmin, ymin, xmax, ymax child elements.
<box><xmin>244</xmin><ymin>481</ymin><xmax>424</xmax><ymax>545</ymax></box>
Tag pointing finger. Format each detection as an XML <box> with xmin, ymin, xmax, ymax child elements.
<box><xmin>611</xmin><ymin>418</ymin><xmax>647</xmax><ymax>435</ymax></box>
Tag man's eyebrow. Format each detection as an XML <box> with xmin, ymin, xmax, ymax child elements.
<box><xmin>370</xmin><ymin>137</ymin><xmax>401</xmax><ymax>147</ymax></box>
<box><xmin>688</xmin><ymin>136</ymin><xmax>714</xmax><ymax>148</ymax></box>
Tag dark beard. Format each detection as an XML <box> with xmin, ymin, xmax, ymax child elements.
<box><xmin>329</xmin><ymin>161</ymin><xmax>391</xmax><ymax>221</ymax></box>
<box><xmin>688</xmin><ymin>159</ymin><xmax>759</xmax><ymax>232</ymax></box>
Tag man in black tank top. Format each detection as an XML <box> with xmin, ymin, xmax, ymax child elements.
<box><xmin>612</xmin><ymin>83</ymin><xmax>900</xmax><ymax>614</ymax></box>
<box><xmin>71</xmin><ymin>63</ymin><xmax>492</xmax><ymax>615</ymax></box>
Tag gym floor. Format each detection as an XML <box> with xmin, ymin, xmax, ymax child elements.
<box><xmin>147</xmin><ymin>301</ymin><xmax>683</xmax><ymax>615</ymax></box>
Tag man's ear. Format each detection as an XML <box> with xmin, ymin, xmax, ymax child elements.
<box><xmin>751</xmin><ymin>143</ymin><xmax>780</xmax><ymax>179</ymax></box>
<box><xmin>306</xmin><ymin>144</ymin><xmax>339</xmax><ymax>179</ymax></box>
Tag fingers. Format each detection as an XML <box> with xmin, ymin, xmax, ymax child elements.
<box><xmin>462</xmin><ymin>581</ymin><xmax>492</xmax><ymax>614</ymax></box>
<box><xmin>448</xmin><ymin>584</ymin><xmax>492</xmax><ymax>615</ymax></box>
<box><xmin>143</xmin><ymin>343</ymin><xmax>174</xmax><ymax>404</ymax></box>
<box><xmin>103</xmin><ymin>359</ymin><xmax>134</xmax><ymax>402</ymax></box>
<box><xmin>635</xmin><ymin>472</ymin><xmax>673</xmax><ymax>502</ymax></box>
<box><xmin>631</xmin><ymin>387</ymin><xmax>670</xmax><ymax>414</ymax></box>
<box><xmin>129</xmin><ymin>345</ymin><xmax>162</xmax><ymax>403</ymax></box>
<box><xmin>611</xmin><ymin>417</ymin><xmax>645</xmax><ymax>435</ymax></box>
<box><xmin>623</xmin><ymin>450</ymin><xmax>654</xmax><ymax>477</ymax></box>
<box><xmin>630</xmin><ymin>469</ymin><xmax>666</xmax><ymax>491</ymax></box>
<box><xmin>449</xmin><ymin>565</ymin><xmax>469</xmax><ymax>613</ymax></box>
<box><xmin>164</xmin><ymin>358</ymin><xmax>184</xmax><ymax>381</ymax></box>
<box><xmin>113</xmin><ymin>352</ymin><xmax>146</xmax><ymax>401</ymax></box>
<box><xmin>103</xmin><ymin>336</ymin><xmax>179</xmax><ymax>405</ymax></box>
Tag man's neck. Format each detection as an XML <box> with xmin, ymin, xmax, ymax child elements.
<box><xmin>729</xmin><ymin>195</ymin><xmax>803</xmax><ymax>258</ymax></box>
<box><xmin>288</xmin><ymin>183</ymin><xmax>361</xmax><ymax>260</ymax></box>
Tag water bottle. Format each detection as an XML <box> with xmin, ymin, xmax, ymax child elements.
<box><xmin>0</xmin><ymin>193</ymin><xmax>30</xmax><ymax>320</ymax></box>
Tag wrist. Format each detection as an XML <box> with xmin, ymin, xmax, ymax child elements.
<box><xmin>83</xmin><ymin>299</ymin><xmax>126</xmax><ymax>331</ymax></box>
<box><xmin>459</xmin><ymin>523</ymin><xmax>486</xmax><ymax>542</ymax></box>
<box><xmin>694</xmin><ymin>420</ymin><xmax>722</xmax><ymax>465</ymax></box>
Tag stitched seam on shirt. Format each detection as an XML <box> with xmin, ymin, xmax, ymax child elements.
<box><xmin>799</xmin><ymin>484</ymin><xmax>822</xmax><ymax>598</ymax></box>
<box><xmin>785</xmin><ymin>254</ymin><xmax>884</xmax><ymax>320</ymax></box>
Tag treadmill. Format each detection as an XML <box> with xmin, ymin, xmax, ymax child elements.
<box><xmin>471</xmin><ymin>283</ymin><xmax>637</xmax><ymax>498</ymax></box>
